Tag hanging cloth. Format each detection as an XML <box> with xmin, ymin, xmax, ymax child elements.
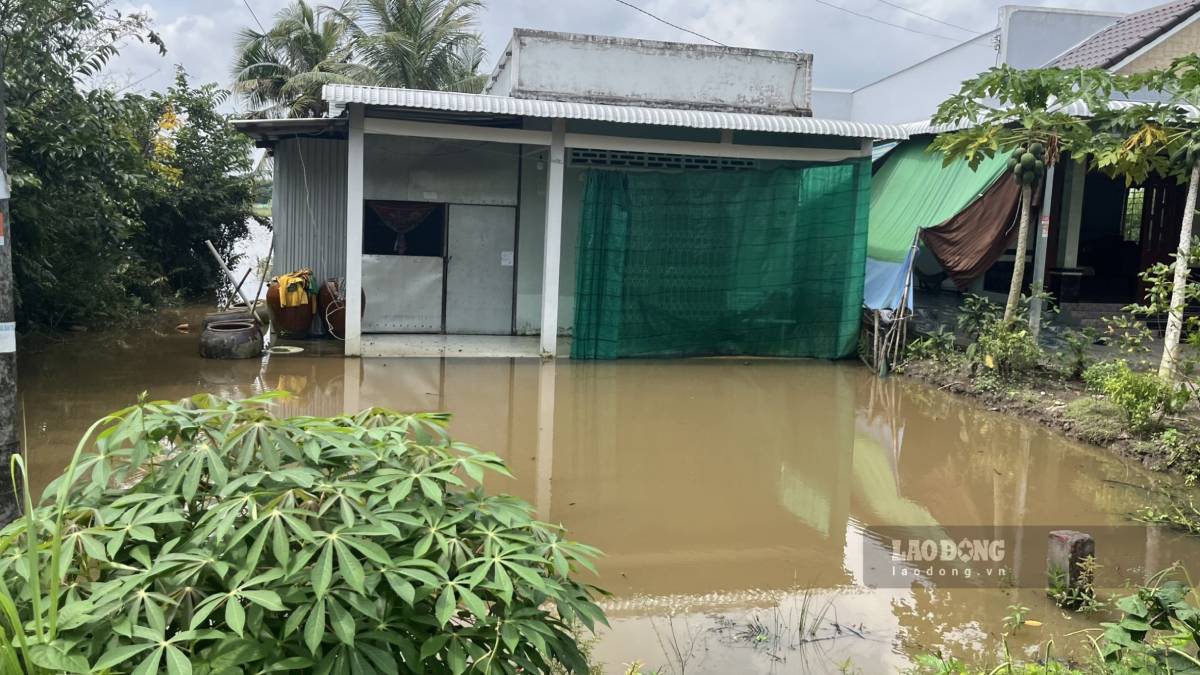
<box><xmin>274</xmin><ymin>268</ymin><xmax>315</xmax><ymax>309</ymax></box>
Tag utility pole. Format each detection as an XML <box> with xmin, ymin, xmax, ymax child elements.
<box><xmin>0</xmin><ymin>43</ymin><xmax>21</xmax><ymax>524</ymax></box>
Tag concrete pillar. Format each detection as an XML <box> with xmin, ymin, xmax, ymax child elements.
<box><xmin>1048</xmin><ymin>530</ymin><xmax>1095</xmax><ymax>599</ymax></box>
<box><xmin>534</xmin><ymin>359</ymin><xmax>556</xmax><ymax>520</ymax></box>
<box><xmin>1062</xmin><ymin>158</ymin><xmax>1086</xmax><ymax>269</ymax></box>
<box><xmin>1030</xmin><ymin>164</ymin><xmax>1057</xmax><ymax>337</ymax></box>
<box><xmin>539</xmin><ymin>119</ymin><xmax>566</xmax><ymax>357</ymax></box>
<box><xmin>344</xmin><ymin>104</ymin><xmax>365</xmax><ymax>356</ymax></box>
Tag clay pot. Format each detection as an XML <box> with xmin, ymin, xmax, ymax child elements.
<box><xmin>267</xmin><ymin>284</ymin><xmax>313</xmax><ymax>338</ymax></box>
<box><xmin>316</xmin><ymin>279</ymin><xmax>366</xmax><ymax>340</ymax></box>
<box><xmin>228</xmin><ymin>300</ymin><xmax>271</xmax><ymax>325</ymax></box>
<box><xmin>199</xmin><ymin>321</ymin><xmax>263</xmax><ymax>359</ymax></box>
<box><xmin>202</xmin><ymin>307</ymin><xmax>253</xmax><ymax>330</ymax></box>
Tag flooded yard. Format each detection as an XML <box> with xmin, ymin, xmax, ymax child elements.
<box><xmin>16</xmin><ymin>309</ymin><xmax>1200</xmax><ymax>673</ymax></box>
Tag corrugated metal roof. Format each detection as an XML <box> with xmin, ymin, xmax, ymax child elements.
<box><xmin>322</xmin><ymin>84</ymin><xmax>907</xmax><ymax>139</ymax></box>
<box><xmin>232</xmin><ymin>117</ymin><xmax>345</xmax><ymax>141</ymax></box>
<box><xmin>1051</xmin><ymin>0</ymin><xmax>1200</xmax><ymax>69</ymax></box>
<box><xmin>897</xmin><ymin>98</ymin><xmax>1197</xmax><ymax>136</ymax></box>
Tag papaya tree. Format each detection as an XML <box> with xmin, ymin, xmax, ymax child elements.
<box><xmin>930</xmin><ymin>66</ymin><xmax>1114</xmax><ymax>324</ymax></box>
<box><xmin>1085</xmin><ymin>57</ymin><xmax>1200</xmax><ymax>382</ymax></box>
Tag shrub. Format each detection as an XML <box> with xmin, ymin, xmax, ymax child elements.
<box><xmin>970</xmin><ymin>320</ymin><xmax>1041</xmax><ymax>376</ymax></box>
<box><xmin>1057</xmin><ymin>328</ymin><xmax>1100</xmax><ymax>379</ymax></box>
<box><xmin>1082</xmin><ymin>360</ymin><xmax>1125</xmax><ymax>393</ymax></box>
<box><xmin>0</xmin><ymin>393</ymin><xmax>605</xmax><ymax>674</ymax></box>
<box><xmin>904</xmin><ymin>326</ymin><xmax>956</xmax><ymax>363</ymax></box>
<box><xmin>1082</xmin><ymin>361</ymin><xmax>1186</xmax><ymax>433</ymax></box>
<box><xmin>956</xmin><ymin>294</ymin><xmax>1002</xmax><ymax>340</ymax></box>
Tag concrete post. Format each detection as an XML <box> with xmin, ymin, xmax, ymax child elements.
<box><xmin>539</xmin><ymin>119</ymin><xmax>566</xmax><ymax>357</ymax></box>
<box><xmin>344</xmin><ymin>104</ymin><xmax>365</xmax><ymax>356</ymax></box>
<box><xmin>1062</xmin><ymin>158</ymin><xmax>1085</xmax><ymax>269</ymax></box>
<box><xmin>1029</xmin><ymin>164</ymin><xmax>1057</xmax><ymax>338</ymax></box>
<box><xmin>1047</xmin><ymin>530</ymin><xmax>1095</xmax><ymax>598</ymax></box>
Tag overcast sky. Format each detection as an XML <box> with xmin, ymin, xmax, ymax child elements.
<box><xmin>106</xmin><ymin>0</ymin><xmax>1166</xmax><ymax>107</ymax></box>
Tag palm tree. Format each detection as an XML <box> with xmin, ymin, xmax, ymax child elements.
<box><xmin>231</xmin><ymin>0</ymin><xmax>370</xmax><ymax>118</ymax></box>
<box><xmin>333</xmin><ymin>0</ymin><xmax>488</xmax><ymax>93</ymax></box>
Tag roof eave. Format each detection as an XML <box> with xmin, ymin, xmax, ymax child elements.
<box><xmin>323</xmin><ymin>85</ymin><xmax>908</xmax><ymax>140</ymax></box>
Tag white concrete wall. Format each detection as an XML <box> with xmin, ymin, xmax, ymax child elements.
<box><xmin>850</xmin><ymin>31</ymin><xmax>999</xmax><ymax>125</ymax></box>
<box><xmin>1000</xmin><ymin>6</ymin><xmax>1119</xmax><ymax>70</ymax></box>
<box><xmin>497</xmin><ymin>30</ymin><xmax>812</xmax><ymax>114</ymax></box>
<box><xmin>363</xmin><ymin>135</ymin><xmax>518</xmax><ymax>205</ymax></box>
<box><xmin>846</xmin><ymin>8</ymin><xmax>1119</xmax><ymax>125</ymax></box>
<box><xmin>811</xmin><ymin>88</ymin><xmax>853</xmax><ymax>120</ymax></box>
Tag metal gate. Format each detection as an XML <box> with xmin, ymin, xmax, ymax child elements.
<box><xmin>445</xmin><ymin>205</ymin><xmax>517</xmax><ymax>334</ymax></box>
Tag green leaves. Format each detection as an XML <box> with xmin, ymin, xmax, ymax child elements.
<box><xmin>312</xmin><ymin>542</ymin><xmax>334</xmax><ymax>597</ymax></box>
<box><xmin>0</xmin><ymin>395</ymin><xmax>605</xmax><ymax>674</ymax></box>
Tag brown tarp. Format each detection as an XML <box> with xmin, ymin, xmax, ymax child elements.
<box><xmin>919</xmin><ymin>176</ymin><xmax>1042</xmax><ymax>289</ymax></box>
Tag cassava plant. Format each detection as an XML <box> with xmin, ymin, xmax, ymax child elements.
<box><xmin>0</xmin><ymin>393</ymin><xmax>606</xmax><ymax>674</ymax></box>
<box><xmin>931</xmin><ymin>66</ymin><xmax>1115</xmax><ymax>325</ymax></box>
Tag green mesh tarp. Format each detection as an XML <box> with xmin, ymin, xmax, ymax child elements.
<box><xmin>572</xmin><ymin>161</ymin><xmax>871</xmax><ymax>360</ymax></box>
<box><xmin>869</xmin><ymin>137</ymin><xmax>1008</xmax><ymax>263</ymax></box>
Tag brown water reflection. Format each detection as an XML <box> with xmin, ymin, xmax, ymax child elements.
<box><xmin>17</xmin><ymin>310</ymin><xmax>1200</xmax><ymax>673</ymax></box>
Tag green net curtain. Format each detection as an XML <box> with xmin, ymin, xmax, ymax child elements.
<box><xmin>572</xmin><ymin>160</ymin><xmax>871</xmax><ymax>360</ymax></box>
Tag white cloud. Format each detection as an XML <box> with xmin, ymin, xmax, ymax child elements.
<box><xmin>101</xmin><ymin>0</ymin><xmax>1170</xmax><ymax>107</ymax></box>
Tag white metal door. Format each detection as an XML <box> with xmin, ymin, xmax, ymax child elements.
<box><xmin>445</xmin><ymin>205</ymin><xmax>516</xmax><ymax>334</ymax></box>
<box><xmin>361</xmin><ymin>254</ymin><xmax>443</xmax><ymax>333</ymax></box>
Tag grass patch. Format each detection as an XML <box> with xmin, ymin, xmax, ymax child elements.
<box><xmin>1064</xmin><ymin>397</ymin><xmax>1128</xmax><ymax>444</ymax></box>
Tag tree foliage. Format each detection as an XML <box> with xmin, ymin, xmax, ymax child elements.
<box><xmin>1083</xmin><ymin>55</ymin><xmax>1200</xmax><ymax>186</ymax></box>
<box><xmin>1080</xmin><ymin>55</ymin><xmax>1200</xmax><ymax>381</ymax></box>
<box><xmin>0</xmin><ymin>393</ymin><xmax>606</xmax><ymax>674</ymax></box>
<box><xmin>230</xmin><ymin>0</ymin><xmax>371</xmax><ymax>118</ymax></box>
<box><xmin>231</xmin><ymin>0</ymin><xmax>488</xmax><ymax>118</ymax></box>
<box><xmin>336</xmin><ymin>0</ymin><xmax>488</xmax><ymax>93</ymax></box>
<box><xmin>929</xmin><ymin>65</ymin><xmax>1114</xmax><ymax>169</ymax></box>
<box><xmin>930</xmin><ymin>65</ymin><xmax>1116</xmax><ymax>324</ymax></box>
<box><xmin>3</xmin><ymin>0</ymin><xmax>261</xmax><ymax>328</ymax></box>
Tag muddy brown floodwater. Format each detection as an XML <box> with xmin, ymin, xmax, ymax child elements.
<box><xmin>16</xmin><ymin>308</ymin><xmax>1200</xmax><ymax>673</ymax></box>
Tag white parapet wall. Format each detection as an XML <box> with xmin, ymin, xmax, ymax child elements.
<box><xmin>487</xmin><ymin>29</ymin><xmax>812</xmax><ymax>116</ymax></box>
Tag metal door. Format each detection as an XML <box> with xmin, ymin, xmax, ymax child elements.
<box><xmin>446</xmin><ymin>205</ymin><xmax>516</xmax><ymax>334</ymax></box>
<box><xmin>361</xmin><ymin>254</ymin><xmax>443</xmax><ymax>333</ymax></box>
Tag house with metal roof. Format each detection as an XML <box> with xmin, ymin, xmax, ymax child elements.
<box><xmin>236</xmin><ymin>29</ymin><xmax>905</xmax><ymax>359</ymax></box>
<box><xmin>850</xmin><ymin>1</ymin><xmax>1200</xmax><ymax>325</ymax></box>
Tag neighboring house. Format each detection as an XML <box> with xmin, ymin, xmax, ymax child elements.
<box><xmin>812</xmin><ymin>6</ymin><xmax>1123</xmax><ymax>124</ymax></box>
<box><xmin>236</xmin><ymin>29</ymin><xmax>905</xmax><ymax>359</ymax></box>
<box><xmin>855</xmin><ymin>1</ymin><xmax>1200</xmax><ymax>315</ymax></box>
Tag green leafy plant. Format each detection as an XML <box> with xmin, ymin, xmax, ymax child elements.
<box><xmin>0</xmin><ymin>393</ymin><xmax>606</xmax><ymax>674</ymax></box>
<box><xmin>905</xmin><ymin>326</ymin><xmax>956</xmax><ymax>363</ymax></box>
<box><xmin>1003</xmin><ymin>604</ymin><xmax>1030</xmax><ymax>634</ymax></box>
<box><xmin>1086</xmin><ymin>567</ymin><xmax>1200</xmax><ymax>670</ymax></box>
<box><xmin>1084</xmin><ymin>360</ymin><xmax>1187</xmax><ymax>433</ymax></box>
<box><xmin>970</xmin><ymin>319</ymin><xmax>1042</xmax><ymax>377</ymax></box>
<box><xmin>1083</xmin><ymin>360</ymin><xmax>1128</xmax><ymax>393</ymax></box>
<box><xmin>1058</xmin><ymin>328</ymin><xmax>1101</xmax><ymax>379</ymax></box>
<box><xmin>956</xmin><ymin>294</ymin><xmax>1002</xmax><ymax>340</ymax></box>
<box><xmin>1048</xmin><ymin>556</ymin><xmax>1105</xmax><ymax>613</ymax></box>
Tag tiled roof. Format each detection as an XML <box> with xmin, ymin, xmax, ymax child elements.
<box><xmin>1051</xmin><ymin>0</ymin><xmax>1200</xmax><ymax>69</ymax></box>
